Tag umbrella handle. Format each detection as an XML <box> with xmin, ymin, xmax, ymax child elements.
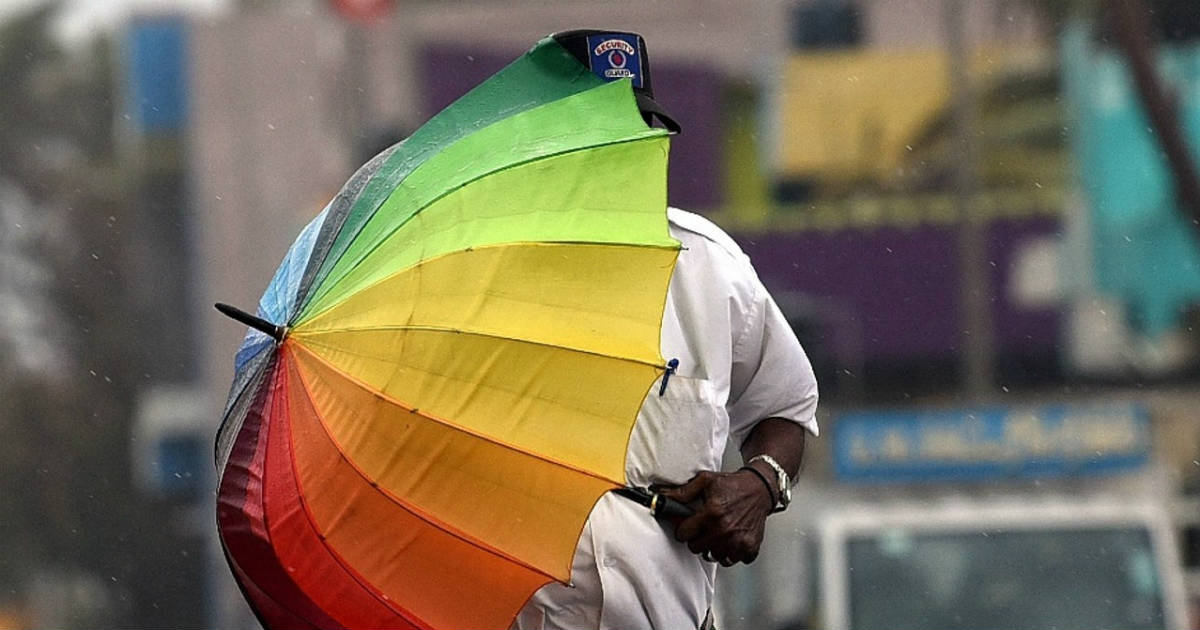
<box><xmin>612</xmin><ymin>487</ymin><xmax>694</xmax><ymax>520</ymax></box>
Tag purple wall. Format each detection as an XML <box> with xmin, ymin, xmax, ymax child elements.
<box><xmin>419</xmin><ymin>43</ymin><xmax>724</xmax><ymax>209</ymax></box>
<box><xmin>734</xmin><ymin>216</ymin><xmax>1062</xmax><ymax>363</ymax></box>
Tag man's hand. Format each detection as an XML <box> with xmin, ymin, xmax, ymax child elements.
<box><xmin>656</xmin><ymin>469</ymin><xmax>773</xmax><ymax>567</ymax></box>
<box><xmin>657</xmin><ymin>418</ymin><xmax>808</xmax><ymax>567</ymax></box>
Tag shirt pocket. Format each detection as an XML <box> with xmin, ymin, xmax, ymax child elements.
<box><xmin>623</xmin><ymin>374</ymin><xmax>728</xmax><ymax>488</ymax></box>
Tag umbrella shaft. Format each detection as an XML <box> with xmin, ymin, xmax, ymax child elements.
<box><xmin>612</xmin><ymin>486</ymin><xmax>693</xmax><ymax>520</ymax></box>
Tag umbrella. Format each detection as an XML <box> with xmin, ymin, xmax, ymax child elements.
<box><xmin>214</xmin><ymin>33</ymin><xmax>686</xmax><ymax>629</ymax></box>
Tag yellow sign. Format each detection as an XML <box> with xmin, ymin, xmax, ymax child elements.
<box><xmin>776</xmin><ymin>47</ymin><xmax>1047</xmax><ymax>182</ymax></box>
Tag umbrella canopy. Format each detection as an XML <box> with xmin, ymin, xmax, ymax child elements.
<box><xmin>215</xmin><ymin>35</ymin><xmax>680</xmax><ymax>629</ymax></box>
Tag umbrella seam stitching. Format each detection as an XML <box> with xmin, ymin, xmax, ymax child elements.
<box><xmin>294</xmin><ymin>42</ymin><xmax>612</xmax><ymax>316</ymax></box>
<box><xmin>294</xmin><ymin>321</ymin><xmax>666</xmax><ymax>370</ymax></box>
<box><xmin>297</xmin><ymin>241</ymin><xmax>681</xmax><ymax>327</ymax></box>
<box><xmin>290</xmin><ymin>341</ymin><xmax>631</xmax><ymax>487</ymax></box>
<box><xmin>275</xmin><ymin>352</ymin><xmax>438</xmax><ymax>628</ymax></box>
<box><xmin>287</xmin><ymin>343</ymin><xmax>574</xmax><ymax>583</ymax></box>
<box><xmin>293</xmin><ymin>334</ymin><xmax>647</xmax><ymax>428</ymax></box>
<box><xmin>296</xmin><ymin>132</ymin><xmax>670</xmax><ymax>320</ymax></box>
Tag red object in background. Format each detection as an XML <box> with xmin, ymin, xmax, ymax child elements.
<box><xmin>328</xmin><ymin>0</ymin><xmax>395</xmax><ymax>22</ymax></box>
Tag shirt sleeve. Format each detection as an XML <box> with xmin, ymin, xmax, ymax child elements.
<box><xmin>726</xmin><ymin>270</ymin><xmax>820</xmax><ymax>447</ymax></box>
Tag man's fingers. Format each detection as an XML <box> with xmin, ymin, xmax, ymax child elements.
<box><xmin>658</xmin><ymin>471</ymin><xmax>713</xmax><ymax>505</ymax></box>
<box><xmin>688</xmin><ymin>524</ymin><xmax>761</xmax><ymax>565</ymax></box>
<box><xmin>675</xmin><ymin>512</ymin><xmax>708</xmax><ymax>543</ymax></box>
<box><xmin>662</xmin><ymin>469</ymin><xmax>769</xmax><ymax>566</ymax></box>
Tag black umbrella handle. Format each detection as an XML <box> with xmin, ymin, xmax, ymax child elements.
<box><xmin>612</xmin><ymin>486</ymin><xmax>694</xmax><ymax>520</ymax></box>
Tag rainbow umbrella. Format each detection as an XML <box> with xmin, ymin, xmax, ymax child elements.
<box><xmin>214</xmin><ymin>33</ymin><xmax>684</xmax><ymax>629</ymax></box>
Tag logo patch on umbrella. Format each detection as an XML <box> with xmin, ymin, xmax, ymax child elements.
<box><xmin>586</xmin><ymin>33</ymin><xmax>643</xmax><ymax>89</ymax></box>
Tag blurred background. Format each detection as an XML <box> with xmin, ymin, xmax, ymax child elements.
<box><xmin>1</xmin><ymin>0</ymin><xmax>1199</xmax><ymax>628</ymax></box>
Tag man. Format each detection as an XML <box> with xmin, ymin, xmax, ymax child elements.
<box><xmin>513</xmin><ymin>205</ymin><xmax>819</xmax><ymax>630</ymax></box>
<box><xmin>510</xmin><ymin>31</ymin><xmax>819</xmax><ymax>630</ymax></box>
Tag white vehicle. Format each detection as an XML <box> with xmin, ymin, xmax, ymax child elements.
<box><xmin>717</xmin><ymin>401</ymin><xmax>1193</xmax><ymax>630</ymax></box>
<box><xmin>816</xmin><ymin>499</ymin><xmax>1189</xmax><ymax>630</ymax></box>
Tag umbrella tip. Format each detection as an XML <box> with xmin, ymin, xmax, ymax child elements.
<box><xmin>214</xmin><ymin>302</ymin><xmax>287</xmax><ymax>342</ymax></box>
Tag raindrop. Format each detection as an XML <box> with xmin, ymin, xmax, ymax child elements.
<box><xmin>467</xmin><ymin>55</ymin><xmax>475</xmax><ymax>62</ymax></box>
<box><xmin>1001</xmin><ymin>386</ymin><xmax>1009</xmax><ymax>393</ymax></box>
<box><xmin>905</xmin><ymin>145</ymin><xmax>913</xmax><ymax>152</ymax></box>
<box><xmin>267</xmin><ymin>124</ymin><xmax>276</xmax><ymax>130</ymax></box>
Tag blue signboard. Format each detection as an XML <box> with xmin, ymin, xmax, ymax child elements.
<box><xmin>126</xmin><ymin>16</ymin><xmax>189</xmax><ymax>134</ymax></box>
<box><xmin>833</xmin><ymin>403</ymin><xmax>1150</xmax><ymax>482</ymax></box>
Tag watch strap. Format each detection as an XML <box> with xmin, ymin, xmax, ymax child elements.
<box><xmin>747</xmin><ymin>454</ymin><xmax>790</xmax><ymax>512</ymax></box>
<box><xmin>738</xmin><ymin>465</ymin><xmax>777</xmax><ymax>509</ymax></box>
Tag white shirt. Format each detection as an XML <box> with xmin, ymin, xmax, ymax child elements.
<box><xmin>514</xmin><ymin>208</ymin><xmax>819</xmax><ymax>630</ymax></box>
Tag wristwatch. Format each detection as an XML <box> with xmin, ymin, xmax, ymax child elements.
<box><xmin>748</xmin><ymin>454</ymin><xmax>791</xmax><ymax>513</ymax></box>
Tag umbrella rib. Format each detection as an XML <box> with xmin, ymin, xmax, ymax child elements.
<box><xmin>287</xmin><ymin>344</ymin><xmax>571</xmax><ymax>583</ymax></box>
<box><xmin>295</xmin><ymin>322</ymin><xmax>666</xmax><ymax>371</ymax></box>
<box><xmin>297</xmin><ymin>132</ymin><xmax>669</xmax><ymax>318</ymax></box>
<box><xmin>297</xmin><ymin>239</ymin><xmax>680</xmax><ymax>326</ymax></box>
<box><xmin>290</xmin><ymin>341</ymin><xmax>631</xmax><ymax>486</ymax></box>
<box><xmin>215</xmin><ymin>351</ymin><xmax>274</xmax><ymax>472</ymax></box>
<box><xmin>247</xmin><ymin>365</ymin><xmax>347</xmax><ymax>630</ymax></box>
<box><xmin>274</xmin><ymin>359</ymin><xmax>437</xmax><ymax>629</ymax></box>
